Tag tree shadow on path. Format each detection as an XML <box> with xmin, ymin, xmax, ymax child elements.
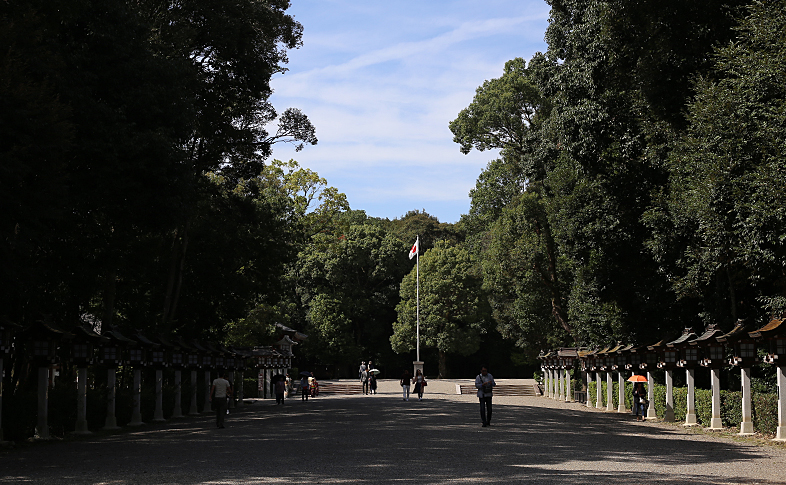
<box><xmin>0</xmin><ymin>396</ymin><xmax>780</xmax><ymax>484</ymax></box>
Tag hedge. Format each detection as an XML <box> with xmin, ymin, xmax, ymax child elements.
<box><xmin>585</xmin><ymin>380</ymin><xmax>779</xmax><ymax>435</ymax></box>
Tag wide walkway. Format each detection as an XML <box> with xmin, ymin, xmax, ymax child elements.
<box><xmin>2</xmin><ymin>379</ymin><xmax>785</xmax><ymax>484</ymax></box>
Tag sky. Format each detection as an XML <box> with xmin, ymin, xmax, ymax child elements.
<box><xmin>268</xmin><ymin>0</ymin><xmax>550</xmax><ymax>223</ymax></box>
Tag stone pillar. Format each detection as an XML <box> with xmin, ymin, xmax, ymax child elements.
<box><xmin>75</xmin><ymin>366</ymin><xmax>90</xmax><ymax>434</ymax></box>
<box><xmin>129</xmin><ymin>368</ymin><xmax>144</xmax><ymax>426</ymax></box>
<box><xmin>595</xmin><ymin>372</ymin><xmax>603</xmax><ymax>409</ymax></box>
<box><xmin>776</xmin><ymin>366</ymin><xmax>785</xmax><ymax>441</ymax></box>
<box><xmin>617</xmin><ymin>371</ymin><xmax>626</xmax><ymax>413</ymax></box>
<box><xmin>228</xmin><ymin>370</ymin><xmax>236</xmax><ymax>409</ymax></box>
<box><xmin>547</xmin><ymin>369</ymin><xmax>552</xmax><ymax>398</ymax></box>
<box><xmin>605</xmin><ymin>371</ymin><xmax>614</xmax><ymax>412</ymax></box>
<box><xmin>171</xmin><ymin>369</ymin><xmax>183</xmax><ymax>418</ymax></box>
<box><xmin>685</xmin><ymin>368</ymin><xmax>697</xmax><ymax>425</ymax></box>
<box><xmin>558</xmin><ymin>369</ymin><xmax>564</xmax><ymax>401</ymax></box>
<box><xmin>565</xmin><ymin>369</ymin><xmax>573</xmax><ymax>402</ymax></box>
<box><xmin>587</xmin><ymin>371</ymin><xmax>593</xmax><ymax>408</ymax></box>
<box><xmin>153</xmin><ymin>368</ymin><xmax>165</xmax><ymax>422</ymax></box>
<box><xmin>203</xmin><ymin>370</ymin><xmax>212</xmax><ymax>412</ymax></box>
<box><xmin>104</xmin><ymin>367</ymin><xmax>119</xmax><ymax>430</ymax></box>
<box><xmin>35</xmin><ymin>365</ymin><xmax>49</xmax><ymax>439</ymax></box>
<box><xmin>646</xmin><ymin>371</ymin><xmax>657</xmax><ymax>419</ymax></box>
<box><xmin>665</xmin><ymin>369</ymin><xmax>675</xmax><ymax>422</ymax></box>
<box><xmin>189</xmin><ymin>370</ymin><xmax>199</xmax><ymax>415</ymax></box>
<box><xmin>739</xmin><ymin>367</ymin><xmax>754</xmax><ymax>435</ymax></box>
<box><xmin>708</xmin><ymin>367</ymin><xmax>723</xmax><ymax>429</ymax></box>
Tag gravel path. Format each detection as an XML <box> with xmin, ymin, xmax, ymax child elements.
<box><xmin>2</xmin><ymin>378</ymin><xmax>785</xmax><ymax>484</ymax></box>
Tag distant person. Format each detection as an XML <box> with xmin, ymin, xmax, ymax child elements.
<box><xmin>475</xmin><ymin>365</ymin><xmax>496</xmax><ymax>427</ymax></box>
<box><xmin>400</xmin><ymin>369</ymin><xmax>411</xmax><ymax>401</ymax></box>
<box><xmin>210</xmin><ymin>371</ymin><xmax>232</xmax><ymax>428</ymax></box>
<box><xmin>369</xmin><ymin>372</ymin><xmax>378</xmax><ymax>395</ymax></box>
<box><xmin>310</xmin><ymin>376</ymin><xmax>319</xmax><ymax>397</ymax></box>
<box><xmin>633</xmin><ymin>382</ymin><xmax>647</xmax><ymax>421</ymax></box>
<box><xmin>412</xmin><ymin>369</ymin><xmax>426</xmax><ymax>401</ymax></box>
<box><xmin>301</xmin><ymin>375</ymin><xmax>310</xmax><ymax>401</ymax></box>
<box><xmin>275</xmin><ymin>377</ymin><xmax>286</xmax><ymax>405</ymax></box>
<box><xmin>359</xmin><ymin>361</ymin><xmax>367</xmax><ymax>380</ymax></box>
<box><xmin>361</xmin><ymin>368</ymin><xmax>370</xmax><ymax>395</ymax></box>
<box><xmin>285</xmin><ymin>374</ymin><xmax>293</xmax><ymax>398</ymax></box>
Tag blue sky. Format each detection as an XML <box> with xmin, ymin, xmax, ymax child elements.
<box><xmin>269</xmin><ymin>1</ymin><xmax>550</xmax><ymax>223</ymax></box>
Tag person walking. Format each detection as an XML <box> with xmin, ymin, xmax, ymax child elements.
<box><xmin>359</xmin><ymin>361</ymin><xmax>367</xmax><ymax>380</ymax></box>
<box><xmin>361</xmin><ymin>367</ymin><xmax>370</xmax><ymax>395</ymax></box>
<box><xmin>633</xmin><ymin>382</ymin><xmax>647</xmax><ymax>420</ymax></box>
<box><xmin>300</xmin><ymin>374</ymin><xmax>310</xmax><ymax>401</ymax></box>
<box><xmin>400</xmin><ymin>369</ymin><xmax>411</xmax><ymax>401</ymax></box>
<box><xmin>475</xmin><ymin>365</ymin><xmax>496</xmax><ymax>427</ymax></box>
<box><xmin>210</xmin><ymin>371</ymin><xmax>232</xmax><ymax>428</ymax></box>
<box><xmin>412</xmin><ymin>369</ymin><xmax>426</xmax><ymax>401</ymax></box>
<box><xmin>369</xmin><ymin>371</ymin><xmax>377</xmax><ymax>395</ymax></box>
<box><xmin>275</xmin><ymin>377</ymin><xmax>286</xmax><ymax>405</ymax></box>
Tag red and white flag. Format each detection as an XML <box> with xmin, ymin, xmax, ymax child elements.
<box><xmin>409</xmin><ymin>237</ymin><xmax>419</xmax><ymax>260</ymax></box>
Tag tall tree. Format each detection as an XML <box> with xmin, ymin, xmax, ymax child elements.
<box><xmin>391</xmin><ymin>241</ymin><xmax>491</xmax><ymax>377</ymax></box>
<box><xmin>648</xmin><ymin>0</ymin><xmax>786</xmax><ymax>326</ymax></box>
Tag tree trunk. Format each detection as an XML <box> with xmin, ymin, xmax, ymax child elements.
<box><xmin>102</xmin><ymin>268</ymin><xmax>117</xmax><ymax>330</ymax></box>
<box><xmin>438</xmin><ymin>350</ymin><xmax>448</xmax><ymax>379</ymax></box>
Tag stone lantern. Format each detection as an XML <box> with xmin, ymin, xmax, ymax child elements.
<box><xmin>668</xmin><ymin>328</ymin><xmax>699</xmax><ymax>425</ymax></box>
<box><xmin>557</xmin><ymin>347</ymin><xmax>578</xmax><ymax>403</ymax></box>
<box><xmin>717</xmin><ymin>320</ymin><xmax>756</xmax><ymax>435</ymax></box>
<box><xmin>99</xmin><ymin>328</ymin><xmax>134</xmax><ymax>430</ymax></box>
<box><xmin>694</xmin><ymin>323</ymin><xmax>725</xmax><ymax>430</ymax></box>
<box><xmin>615</xmin><ymin>345</ymin><xmax>634</xmax><ymax>414</ymax></box>
<box><xmin>176</xmin><ymin>339</ymin><xmax>202</xmax><ymax>416</ymax></box>
<box><xmin>70</xmin><ymin>324</ymin><xmax>103</xmax><ymax>434</ymax></box>
<box><xmin>22</xmin><ymin>320</ymin><xmax>70</xmax><ymax>440</ymax></box>
<box><xmin>192</xmin><ymin>341</ymin><xmax>213</xmax><ymax>413</ymax></box>
<box><xmin>749</xmin><ymin>317</ymin><xmax>786</xmax><ymax>440</ymax></box>
<box><xmin>156</xmin><ymin>335</ymin><xmax>184</xmax><ymax>419</ymax></box>
<box><xmin>127</xmin><ymin>331</ymin><xmax>159</xmax><ymax>426</ymax></box>
<box><xmin>149</xmin><ymin>335</ymin><xmax>174</xmax><ymax>423</ymax></box>
<box><xmin>0</xmin><ymin>318</ymin><xmax>20</xmax><ymax>443</ymax></box>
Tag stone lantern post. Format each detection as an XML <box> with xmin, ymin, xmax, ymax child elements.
<box><xmin>23</xmin><ymin>320</ymin><xmax>70</xmax><ymax>440</ymax></box>
<box><xmin>128</xmin><ymin>332</ymin><xmax>158</xmax><ymax>426</ymax></box>
<box><xmin>670</xmin><ymin>328</ymin><xmax>699</xmax><ymax>425</ymax></box>
<box><xmin>749</xmin><ymin>317</ymin><xmax>786</xmax><ymax>441</ymax></box>
<box><xmin>718</xmin><ymin>320</ymin><xmax>756</xmax><ymax>435</ymax></box>
<box><xmin>657</xmin><ymin>338</ymin><xmax>681</xmax><ymax>422</ymax></box>
<box><xmin>148</xmin><ymin>335</ymin><xmax>172</xmax><ymax>423</ymax></box>
<box><xmin>182</xmin><ymin>339</ymin><xmax>201</xmax><ymax>415</ymax></box>
<box><xmin>158</xmin><ymin>335</ymin><xmax>183</xmax><ymax>418</ymax></box>
<box><xmin>194</xmin><ymin>341</ymin><xmax>213</xmax><ymax>413</ymax></box>
<box><xmin>638</xmin><ymin>342</ymin><xmax>661</xmax><ymax>420</ymax></box>
<box><xmin>558</xmin><ymin>348</ymin><xmax>578</xmax><ymax>402</ymax></box>
<box><xmin>696</xmin><ymin>324</ymin><xmax>726</xmax><ymax>430</ymax></box>
<box><xmin>70</xmin><ymin>324</ymin><xmax>103</xmax><ymax>434</ymax></box>
<box><xmin>0</xmin><ymin>319</ymin><xmax>19</xmax><ymax>443</ymax></box>
<box><xmin>99</xmin><ymin>328</ymin><xmax>133</xmax><ymax>430</ymax></box>
<box><xmin>615</xmin><ymin>345</ymin><xmax>633</xmax><ymax>413</ymax></box>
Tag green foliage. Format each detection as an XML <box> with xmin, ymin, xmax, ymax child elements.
<box><xmin>391</xmin><ymin>241</ymin><xmax>491</xmax><ymax>376</ymax></box>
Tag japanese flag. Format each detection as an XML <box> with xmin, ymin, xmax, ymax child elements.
<box><xmin>409</xmin><ymin>237</ymin><xmax>419</xmax><ymax>260</ymax></box>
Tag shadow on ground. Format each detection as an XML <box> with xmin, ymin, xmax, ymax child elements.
<box><xmin>0</xmin><ymin>396</ymin><xmax>778</xmax><ymax>484</ymax></box>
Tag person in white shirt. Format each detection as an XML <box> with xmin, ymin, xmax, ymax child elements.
<box><xmin>475</xmin><ymin>365</ymin><xmax>496</xmax><ymax>427</ymax></box>
<box><xmin>210</xmin><ymin>372</ymin><xmax>232</xmax><ymax>428</ymax></box>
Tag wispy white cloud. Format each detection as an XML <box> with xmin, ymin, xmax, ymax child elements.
<box><xmin>269</xmin><ymin>0</ymin><xmax>550</xmax><ymax>222</ymax></box>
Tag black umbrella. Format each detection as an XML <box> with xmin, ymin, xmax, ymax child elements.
<box><xmin>299</xmin><ymin>371</ymin><xmax>312</xmax><ymax>376</ymax></box>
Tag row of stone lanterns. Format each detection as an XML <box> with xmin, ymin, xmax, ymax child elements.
<box><xmin>0</xmin><ymin>319</ymin><xmax>302</xmax><ymax>441</ymax></box>
<box><xmin>539</xmin><ymin>317</ymin><xmax>786</xmax><ymax>441</ymax></box>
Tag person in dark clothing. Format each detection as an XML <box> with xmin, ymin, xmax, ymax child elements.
<box><xmin>475</xmin><ymin>365</ymin><xmax>496</xmax><ymax>427</ymax></box>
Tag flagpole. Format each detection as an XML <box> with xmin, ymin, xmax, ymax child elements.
<box><xmin>416</xmin><ymin>235</ymin><xmax>420</xmax><ymax>363</ymax></box>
